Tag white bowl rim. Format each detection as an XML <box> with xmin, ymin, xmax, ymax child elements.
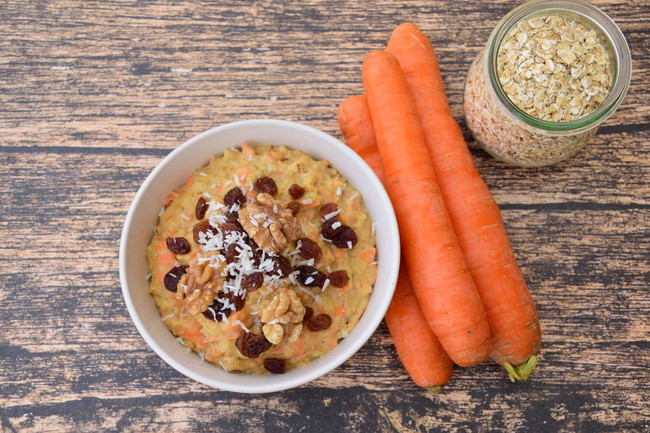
<box><xmin>119</xmin><ymin>119</ymin><xmax>400</xmax><ymax>393</ymax></box>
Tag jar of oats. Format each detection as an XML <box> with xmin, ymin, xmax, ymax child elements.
<box><xmin>463</xmin><ymin>0</ymin><xmax>631</xmax><ymax>167</ymax></box>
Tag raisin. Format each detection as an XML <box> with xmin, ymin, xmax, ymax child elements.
<box><xmin>307</xmin><ymin>314</ymin><xmax>332</xmax><ymax>332</ymax></box>
<box><xmin>166</xmin><ymin>236</ymin><xmax>191</xmax><ymax>255</ymax></box>
<box><xmin>242</xmin><ymin>272</ymin><xmax>264</xmax><ymax>291</ymax></box>
<box><xmin>327</xmin><ymin>270</ymin><xmax>349</xmax><ymax>288</ymax></box>
<box><xmin>269</xmin><ymin>255</ymin><xmax>293</xmax><ymax>277</ymax></box>
<box><xmin>303</xmin><ymin>306</ymin><xmax>314</xmax><ymax>323</ymax></box>
<box><xmin>263</xmin><ymin>358</ymin><xmax>286</xmax><ymax>374</ymax></box>
<box><xmin>320</xmin><ymin>218</ymin><xmax>343</xmax><ymax>240</ymax></box>
<box><xmin>226</xmin><ymin>210</ymin><xmax>240</xmax><ymax>224</ymax></box>
<box><xmin>287</xmin><ymin>201</ymin><xmax>300</xmax><ymax>216</ymax></box>
<box><xmin>195</xmin><ymin>196</ymin><xmax>208</xmax><ymax>220</ymax></box>
<box><xmin>331</xmin><ymin>225</ymin><xmax>358</xmax><ymax>249</ymax></box>
<box><xmin>296</xmin><ymin>237</ymin><xmax>322</xmax><ymax>261</ymax></box>
<box><xmin>247</xmin><ymin>238</ymin><xmax>265</xmax><ymax>267</ymax></box>
<box><xmin>319</xmin><ymin>202</ymin><xmax>338</xmax><ymax>219</ymax></box>
<box><xmin>221</xmin><ymin>222</ymin><xmax>244</xmax><ymax>235</ymax></box>
<box><xmin>225</xmin><ymin>243</ymin><xmax>240</xmax><ymax>264</ymax></box>
<box><xmin>226</xmin><ymin>289</ymin><xmax>247</xmax><ymax>312</ymax></box>
<box><xmin>163</xmin><ymin>265</ymin><xmax>188</xmax><ymax>292</ymax></box>
<box><xmin>202</xmin><ymin>299</ymin><xmax>224</xmax><ymax>322</ymax></box>
<box><xmin>224</xmin><ymin>187</ymin><xmax>245</xmax><ymax>207</ymax></box>
<box><xmin>296</xmin><ymin>265</ymin><xmax>326</xmax><ymax>288</ymax></box>
<box><xmin>254</xmin><ymin>176</ymin><xmax>278</xmax><ymax>196</ymax></box>
<box><xmin>193</xmin><ymin>219</ymin><xmax>216</xmax><ymax>244</ymax></box>
<box><xmin>235</xmin><ymin>332</ymin><xmax>273</xmax><ymax>358</ymax></box>
<box><xmin>288</xmin><ymin>184</ymin><xmax>305</xmax><ymax>199</ymax></box>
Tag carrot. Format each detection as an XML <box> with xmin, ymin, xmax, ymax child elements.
<box><xmin>362</xmin><ymin>50</ymin><xmax>490</xmax><ymax>367</ymax></box>
<box><xmin>339</xmin><ymin>94</ymin><xmax>453</xmax><ymax>389</ymax></box>
<box><xmin>387</xmin><ymin>23</ymin><xmax>541</xmax><ymax>380</ymax></box>
<box><xmin>337</xmin><ymin>95</ymin><xmax>385</xmax><ymax>180</ymax></box>
<box><xmin>386</xmin><ymin>264</ymin><xmax>454</xmax><ymax>389</ymax></box>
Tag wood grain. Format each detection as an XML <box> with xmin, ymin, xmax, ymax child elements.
<box><xmin>1</xmin><ymin>0</ymin><xmax>649</xmax><ymax>432</ymax></box>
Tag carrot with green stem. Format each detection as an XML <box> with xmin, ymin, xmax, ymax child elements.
<box><xmin>362</xmin><ymin>50</ymin><xmax>491</xmax><ymax>368</ymax></box>
<box><xmin>387</xmin><ymin>22</ymin><xmax>540</xmax><ymax>380</ymax></box>
<box><xmin>338</xmin><ymin>95</ymin><xmax>453</xmax><ymax>389</ymax></box>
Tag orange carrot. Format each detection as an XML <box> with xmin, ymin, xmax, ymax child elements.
<box><xmin>337</xmin><ymin>95</ymin><xmax>385</xmax><ymax>180</ymax></box>
<box><xmin>387</xmin><ymin>23</ymin><xmax>540</xmax><ymax>380</ymax></box>
<box><xmin>386</xmin><ymin>265</ymin><xmax>453</xmax><ymax>389</ymax></box>
<box><xmin>362</xmin><ymin>50</ymin><xmax>490</xmax><ymax>367</ymax></box>
<box><xmin>339</xmin><ymin>95</ymin><xmax>453</xmax><ymax>389</ymax></box>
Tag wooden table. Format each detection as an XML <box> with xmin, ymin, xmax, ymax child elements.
<box><xmin>1</xmin><ymin>1</ymin><xmax>648</xmax><ymax>431</ymax></box>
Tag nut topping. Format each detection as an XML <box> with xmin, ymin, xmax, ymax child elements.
<box><xmin>176</xmin><ymin>256</ymin><xmax>226</xmax><ymax>315</ymax></box>
<box><xmin>260</xmin><ymin>288</ymin><xmax>306</xmax><ymax>345</ymax></box>
<box><xmin>239</xmin><ymin>193</ymin><xmax>299</xmax><ymax>253</ymax></box>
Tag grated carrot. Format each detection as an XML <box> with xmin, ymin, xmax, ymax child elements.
<box><xmin>357</xmin><ymin>248</ymin><xmax>376</xmax><ymax>263</ymax></box>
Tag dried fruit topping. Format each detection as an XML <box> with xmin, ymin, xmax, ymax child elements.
<box><xmin>242</xmin><ymin>272</ymin><xmax>264</xmax><ymax>291</ymax></box>
<box><xmin>254</xmin><ymin>176</ymin><xmax>278</xmax><ymax>196</ymax></box>
<box><xmin>193</xmin><ymin>219</ymin><xmax>217</xmax><ymax>244</ymax></box>
<box><xmin>319</xmin><ymin>203</ymin><xmax>339</xmax><ymax>219</ymax></box>
<box><xmin>320</xmin><ymin>218</ymin><xmax>343</xmax><ymax>239</ymax></box>
<box><xmin>296</xmin><ymin>237</ymin><xmax>322</xmax><ymax>261</ymax></box>
<box><xmin>166</xmin><ymin>236</ymin><xmax>191</xmax><ymax>255</ymax></box>
<box><xmin>195</xmin><ymin>196</ymin><xmax>208</xmax><ymax>220</ymax></box>
<box><xmin>202</xmin><ymin>299</ymin><xmax>224</xmax><ymax>322</ymax></box>
<box><xmin>226</xmin><ymin>289</ymin><xmax>247</xmax><ymax>312</ymax></box>
<box><xmin>269</xmin><ymin>255</ymin><xmax>293</xmax><ymax>277</ymax></box>
<box><xmin>295</xmin><ymin>265</ymin><xmax>327</xmax><ymax>288</ymax></box>
<box><xmin>235</xmin><ymin>332</ymin><xmax>272</xmax><ymax>358</ymax></box>
<box><xmin>225</xmin><ymin>243</ymin><xmax>240</xmax><ymax>264</ymax></box>
<box><xmin>163</xmin><ymin>265</ymin><xmax>188</xmax><ymax>292</ymax></box>
<box><xmin>327</xmin><ymin>270</ymin><xmax>350</xmax><ymax>288</ymax></box>
<box><xmin>287</xmin><ymin>201</ymin><xmax>300</xmax><ymax>216</ymax></box>
<box><xmin>263</xmin><ymin>358</ymin><xmax>286</xmax><ymax>374</ymax></box>
<box><xmin>307</xmin><ymin>313</ymin><xmax>332</xmax><ymax>332</ymax></box>
<box><xmin>201</xmin><ymin>289</ymin><xmax>244</xmax><ymax>322</ymax></box>
<box><xmin>221</xmin><ymin>222</ymin><xmax>244</xmax><ymax>235</ymax></box>
<box><xmin>303</xmin><ymin>306</ymin><xmax>314</xmax><ymax>323</ymax></box>
<box><xmin>331</xmin><ymin>225</ymin><xmax>358</xmax><ymax>249</ymax></box>
<box><xmin>224</xmin><ymin>187</ymin><xmax>245</xmax><ymax>208</ymax></box>
<box><xmin>226</xmin><ymin>210</ymin><xmax>240</xmax><ymax>224</ymax></box>
<box><xmin>288</xmin><ymin>184</ymin><xmax>305</xmax><ymax>199</ymax></box>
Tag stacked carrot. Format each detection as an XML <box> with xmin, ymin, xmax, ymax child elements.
<box><xmin>337</xmin><ymin>23</ymin><xmax>541</xmax><ymax>389</ymax></box>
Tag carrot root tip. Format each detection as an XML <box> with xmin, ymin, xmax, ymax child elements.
<box><xmin>503</xmin><ymin>356</ymin><xmax>538</xmax><ymax>382</ymax></box>
<box><xmin>425</xmin><ymin>385</ymin><xmax>444</xmax><ymax>393</ymax></box>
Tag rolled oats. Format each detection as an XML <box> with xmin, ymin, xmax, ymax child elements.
<box><xmin>497</xmin><ymin>14</ymin><xmax>613</xmax><ymax>122</ymax></box>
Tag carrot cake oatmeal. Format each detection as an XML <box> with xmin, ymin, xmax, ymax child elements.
<box><xmin>146</xmin><ymin>144</ymin><xmax>377</xmax><ymax>374</ymax></box>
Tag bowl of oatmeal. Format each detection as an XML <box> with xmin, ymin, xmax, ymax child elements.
<box><xmin>120</xmin><ymin>119</ymin><xmax>400</xmax><ymax>393</ymax></box>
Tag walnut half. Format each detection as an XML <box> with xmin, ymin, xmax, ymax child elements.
<box><xmin>177</xmin><ymin>256</ymin><xmax>225</xmax><ymax>315</ymax></box>
<box><xmin>239</xmin><ymin>193</ymin><xmax>299</xmax><ymax>253</ymax></box>
<box><xmin>260</xmin><ymin>288</ymin><xmax>306</xmax><ymax>345</ymax></box>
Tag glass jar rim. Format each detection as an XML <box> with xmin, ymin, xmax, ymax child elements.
<box><xmin>486</xmin><ymin>0</ymin><xmax>632</xmax><ymax>133</ymax></box>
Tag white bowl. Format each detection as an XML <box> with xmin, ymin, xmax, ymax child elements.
<box><xmin>119</xmin><ymin>119</ymin><xmax>400</xmax><ymax>393</ymax></box>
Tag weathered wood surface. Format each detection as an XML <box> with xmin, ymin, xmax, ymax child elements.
<box><xmin>1</xmin><ymin>0</ymin><xmax>648</xmax><ymax>432</ymax></box>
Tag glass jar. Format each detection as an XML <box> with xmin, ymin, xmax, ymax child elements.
<box><xmin>463</xmin><ymin>0</ymin><xmax>631</xmax><ymax>167</ymax></box>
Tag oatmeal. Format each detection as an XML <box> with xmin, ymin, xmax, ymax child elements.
<box><xmin>146</xmin><ymin>144</ymin><xmax>377</xmax><ymax>374</ymax></box>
